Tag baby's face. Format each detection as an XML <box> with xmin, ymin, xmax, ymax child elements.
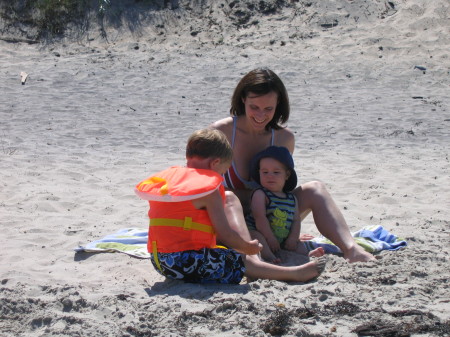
<box><xmin>259</xmin><ymin>157</ymin><xmax>290</xmax><ymax>193</ymax></box>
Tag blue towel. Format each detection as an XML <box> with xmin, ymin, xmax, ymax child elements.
<box><xmin>303</xmin><ymin>225</ymin><xmax>407</xmax><ymax>254</ymax></box>
<box><xmin>75</xmin><ymin>225</ymin><xmax>406</xmax><ymax>258</ymax></box>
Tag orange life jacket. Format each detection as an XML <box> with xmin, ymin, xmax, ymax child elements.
<box><xmin>135</xmin><ymin>166</ymin><xmax>225</xmax><ymax>262</ymax></box>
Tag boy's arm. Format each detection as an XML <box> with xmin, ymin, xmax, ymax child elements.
<box><xmin>199</xmin><ymin>189</ymin><xmax>262</xmax><ymax>255</ymax></box>
<box><xmin>284</xmin><ymin>196</ymin><xmax>301</xmax><ymax>251</ymax></box>
<box><xmin>251</xmin><ymin>189</ymin><xmax>281</xmax><ymax>253</ymax></box>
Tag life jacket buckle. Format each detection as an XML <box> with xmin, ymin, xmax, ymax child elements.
<box><xmin>183</xmin><ymin>217</ymin><xmax>192</xmax><ymax>230</ymax></box>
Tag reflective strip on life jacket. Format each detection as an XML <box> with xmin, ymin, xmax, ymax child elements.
<box><xmin>150</xmin><ymin>217</ymin><xmax>215</xmax><ymax>234</ymax></box>
<box><xmin>150</xmin><ymin>216</ymin><xmax>216</xmax><ymax>267</ymax></box>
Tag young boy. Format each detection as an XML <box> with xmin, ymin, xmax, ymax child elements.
<box><xmin>135</xmin><ymin>129</ymin><xmax>326</xmax><ymax>284</ymax></box>
<box><xmin>246</xmin><ymin>146</ymin><xmax>325</xmax><ymax>264</ymax></box>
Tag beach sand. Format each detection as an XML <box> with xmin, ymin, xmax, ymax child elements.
<box><xmin>1</xmin><ymin>0</ymin><xmax>449</xmax><ymax>336</ymax></box>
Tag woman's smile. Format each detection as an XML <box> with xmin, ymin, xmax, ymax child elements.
<box><xmin>243</xmin><ymin>91</ymin><xmax>278</xmax><ymax>129</ymax></box>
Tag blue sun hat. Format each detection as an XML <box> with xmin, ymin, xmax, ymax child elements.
<box><xmin>250</xmin><ymin>146</ymin><xmax>298</xmax><ymax>192</ymax></box>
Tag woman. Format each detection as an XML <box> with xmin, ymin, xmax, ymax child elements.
<box><xmin>211</xmin><ymin>68</ymin><xmax>375</xmax><ymax>263</ymax></box>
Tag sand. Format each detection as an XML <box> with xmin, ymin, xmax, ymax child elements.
<box><xmin>1</xmin><ymin>0</ymin><xmax>449</xmax><ymax>336</ymax></box>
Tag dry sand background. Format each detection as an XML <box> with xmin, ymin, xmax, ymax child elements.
<box><xmin>1</xmin><ymin>0</ymin><xmax>449</xmax><ymax>336</ymax></box>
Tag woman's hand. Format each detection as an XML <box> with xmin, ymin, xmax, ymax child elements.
<box><xmin>300</xmin><ymin>233</ymin><xmax>315</xmax><ymax>241</ymax></box>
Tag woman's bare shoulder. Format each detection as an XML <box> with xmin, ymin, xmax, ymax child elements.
<box><xmin>210</xmin><ymin>117</ymin><xmax>234</xmax><ymax>138</ymax></box>
<box><xmin>210</xmin><ymin>117</ymin><xmax>233</xmax><ymax>130</ymax></box>
<box><xmin>275</xmin><ymin>127</ymin><xmax>295</xmax><ymax>152</ymax></box>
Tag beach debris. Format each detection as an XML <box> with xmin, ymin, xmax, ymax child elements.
<box><xmin>414</xmin><ymin>65</ymin><xmax>426</xmax><ymax>74</ymax></box>
<box><xmin>128</xmin><ymin>43</ymin><xmax>139</xmax><ymax>50</ymax></box>
<box><xmin>0</xmin><ymin>36</ymin><xmax>39</xmax><ymax>44</ymax></box>
<box><xmin>321</xmin><ymin>20</ymin><xmax>339</xmax><ymax>29</ymax></box>
<box><xmin>20</xmin><ymin>72</ymin><xmax>28</xmax><ymax>85</ymax></box>
<box><xmin>261</xmin><ymin>307</ymin><xmax>290</xmax><ymax>336</ymax></box>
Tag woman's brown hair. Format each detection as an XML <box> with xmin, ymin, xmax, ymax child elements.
<box><xmin>230</xmin><ymin>68</ymin><xmax>290</xmax><ymax>130</ymax></box>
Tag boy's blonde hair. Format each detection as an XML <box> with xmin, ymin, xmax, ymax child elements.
<box><xmin>186</xmin><ymin>129</ymin><xmax>233</xmax><ymax>162</ymax></box>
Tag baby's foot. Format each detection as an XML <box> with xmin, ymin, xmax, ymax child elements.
<box><xmin>267</xmin><ymin>255</ymin><xmax>282</xmax><ymax>264</ymax></box>
<box><xmin>262</xmin><ymin>252</ymin><xmax>282</xmax><ymax>264</ymax></box>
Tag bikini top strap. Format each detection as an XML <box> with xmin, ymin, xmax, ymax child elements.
<box><xmin>231</xmin><ymin>116</ymin><xmax>237</xmax><ymax>147</ymax></box>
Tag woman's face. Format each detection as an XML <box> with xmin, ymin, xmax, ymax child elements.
<box><xmin>242</xmin><ymin>91</ymin><xmax>278</xmax><ymax>130</ymax></box>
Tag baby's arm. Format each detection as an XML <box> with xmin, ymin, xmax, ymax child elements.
<box><xmin>251</xmin><ymin>189</ymin><xmax>281</xmax><ymax>253</ymax></box>
<box><xmin>284</xmin><ymin>196</ymin><xmax>301</xmax><ymax>251</ymax></box>
<box><xmin>200</xmin><ymin>190</ymin><xmax>262</xmax><ymax>255</ymax></box>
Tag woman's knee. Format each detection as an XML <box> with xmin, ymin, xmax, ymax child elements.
<box><xmin>296</xmin><ymin>180</ymin><xmax>330</xmax><ymax>209</ymax></box>
<box><xmin>299</xmin><ymin>180</ymin><xmax>328</xmax><ymax>197</ymax></box>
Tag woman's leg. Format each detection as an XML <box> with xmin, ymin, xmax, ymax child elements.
<box><xmin>243</xmin><ymin>254</ymin><xmax>326</xmax><ymax>282</ymax></box>
<box><xmin>295</xmin><ymin>181</ymin><xmax>375</xmax><ymax>263</ymax></box>
<box><xmin>219</xmin><ymin>191</ymin><xmax>252</xmax><ymax>241</ymax></box>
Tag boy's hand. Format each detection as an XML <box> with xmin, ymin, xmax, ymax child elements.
<box><xmin>245</xmin><ymin>239</ymin><xmax>263</xmax><ymax>255</ymax></box>
<box><xmin>284</xmin><ymin>237</ymin><xmax>298</xmax><ymax>251</ymax></box>
<box><xmin>247</xmin><ymin>239</ymin><xmax>262</xmax><ymax>255</ymax></box>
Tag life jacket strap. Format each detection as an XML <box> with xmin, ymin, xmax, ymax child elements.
<box><xmin>137</xmin><ymin>176</ymin><xmax>169</xmax><ymax>195</ymax></box>
<box><xmin>150</xmin><ymin>217</ymin><xmax>215</xmax><ymax>234</ymax></box>
<box><xmin>152</xmin><ymin>241</ymin><xmax>163</xmax><ymax>272</ymax></box>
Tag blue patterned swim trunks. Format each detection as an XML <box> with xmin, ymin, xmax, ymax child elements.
<box><xmin>150</xmin><ymin>247</ymin><xmax>245</xmax><ymax>284</ymax></box>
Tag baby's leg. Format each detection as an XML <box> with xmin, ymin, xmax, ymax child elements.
<box><xmin>250</xmin><ymin>229</ymin><xmax>281</xmax><ymax>264</ymax></box>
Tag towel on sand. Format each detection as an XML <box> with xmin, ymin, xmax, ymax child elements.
<box><xmin>75</xmin><ymin>225</ymin><xmax>406</xmax><ymax>259</ymax></box>
<box><xmin>75</xmin><ymin>228</ymin><xmax>149</xmax><ymax>258</ymax></box>
<box><xmin>303</xmin><ymin>225</ymin><xmax>407</xmax><ymax>254</ymax></box>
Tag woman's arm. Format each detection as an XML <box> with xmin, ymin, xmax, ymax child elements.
<box><xmin>251</xmin><ymin>189</ymin><xmax>281</xmax><ymax>253</ymax></box>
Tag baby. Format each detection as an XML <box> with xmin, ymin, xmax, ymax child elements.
<box><xmin>246</xmin><ymin>146</ymin><xmax>325</xmax><ymax>263</ymax></box>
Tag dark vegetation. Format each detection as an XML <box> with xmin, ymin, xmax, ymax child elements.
<box><xmin>0</xmin><ymin>0</ymin><xmax>102</xmax><ymax>38</ymax></box>
<box><xmin>0</xmin><ymin>0</ymin><xmax>292</xmax><ymax>42</ymax></box>
<box><xmin>0</xmin><ymin>0</ymin><xmax>176</xmax><ymax>41</ymax></box>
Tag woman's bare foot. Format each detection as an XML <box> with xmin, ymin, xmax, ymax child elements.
<box><xmin>344</xmin><ymin>244</ymin><xmax>376</xmax><ymax>263</ymax></box>
<box><xmin>308</xmin><ymin>247</ymin><xmax>325</xmax><ymax>257</ymax></box>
